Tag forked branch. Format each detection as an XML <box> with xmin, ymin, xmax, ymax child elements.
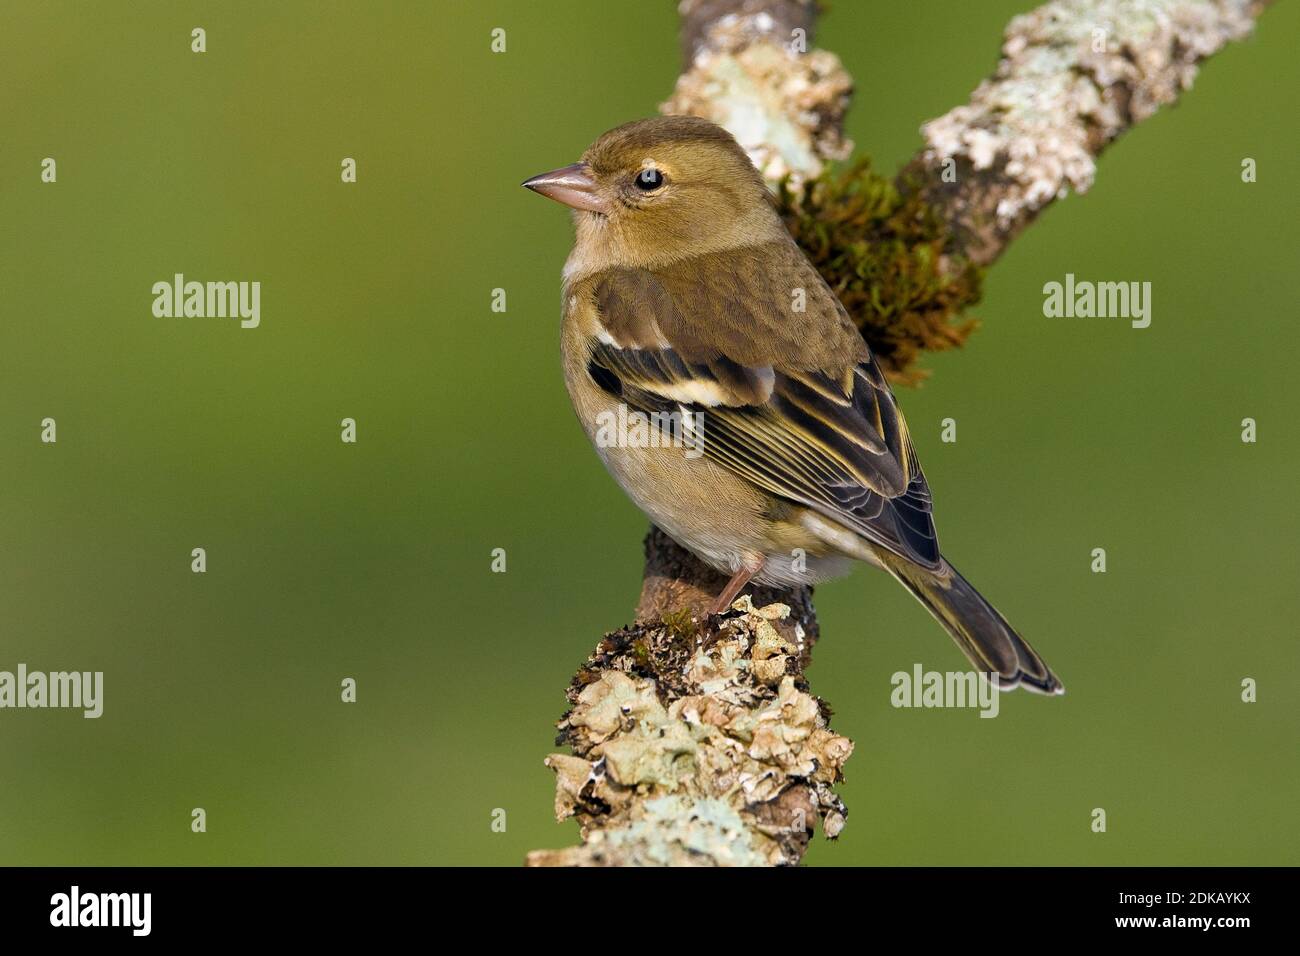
<box><xmin>527</xmin><ymin>0</ymin><xmax>1272</xmax><ymax>867</ymax></box>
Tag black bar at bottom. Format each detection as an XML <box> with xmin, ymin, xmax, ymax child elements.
<box><xmin>0</xmin><ymin>866</ymin><xmax>1286</xmax><ymax>941</ymax></box>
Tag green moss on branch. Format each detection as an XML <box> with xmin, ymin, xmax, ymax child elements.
<box><xmin>778</xmin><ymin>160</ymin><xmax>984</xmax><ymax>384</ymax></box>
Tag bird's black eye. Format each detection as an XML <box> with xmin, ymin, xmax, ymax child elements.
<box><xmin>634</xmin><ymin>167</ymin><xmax>664</xmax><ymax>191</ymax></box>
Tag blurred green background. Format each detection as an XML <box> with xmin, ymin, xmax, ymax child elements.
<box><xmin>1</xmin><ymin>1</ymin><xmax>1296</xmax><ymax>867</ymax></box>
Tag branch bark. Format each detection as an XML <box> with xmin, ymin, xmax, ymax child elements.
<box><xmin>900</xmin><ymin>0</ymin><xmax>1275</xmax><ymax>268</ymax></box>
<box><xmin>528</xmin><ymin>0</ymin><xmax>1272</xmax><ymax>867</ymax></box>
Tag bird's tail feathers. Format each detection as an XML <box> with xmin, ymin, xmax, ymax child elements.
<box><xmin>883</xmin><ymin>553</ymin><xmax>1063</xmax><ymax>695</ymax></box>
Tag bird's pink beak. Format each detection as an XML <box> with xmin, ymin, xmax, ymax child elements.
<box><xmin>522</xmin><ymin>162</ymin><xmax>609</xmax><ymax>215</ymax></box>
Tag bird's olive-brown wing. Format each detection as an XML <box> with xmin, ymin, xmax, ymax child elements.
<box><xmin>584</xmin><ymin>241</ymin><xmax>940</xmax><ymax>569</ymax></box>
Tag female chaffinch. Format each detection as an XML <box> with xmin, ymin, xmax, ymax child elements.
<box><xmin>525</xmin><ymin>116</ymin><xmax>1062</xmax><ymax>694</ymax></box>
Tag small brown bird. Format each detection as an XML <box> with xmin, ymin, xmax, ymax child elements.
<box><xmin>524</xmin><ymin>116</ymin><xmax>1062</xmax><ymax>694</ymax></box>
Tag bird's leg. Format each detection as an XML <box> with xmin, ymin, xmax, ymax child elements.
<box><xmin>708</xmin><ymin>556</ymin><xmax>766</xmax><ymax>616</ymax></box>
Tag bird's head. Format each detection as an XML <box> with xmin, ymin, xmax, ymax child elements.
<box><xmin>523</xmin><ymin>116</ymin><xmax>782</xmax><ymax>273</ymax></box>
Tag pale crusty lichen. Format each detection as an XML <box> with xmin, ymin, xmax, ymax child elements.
<box><xmin>535</xmin><ymin>796</ymin><xmax>770</xmax><ymax>868</ymax></box>
<box><xmin>526</xmin><ymin>597</ymin><xmax>852</xmax><ymax>867</ymax></box>
<box><xmin>661</xmin><ymin>10</ymin><xmax>853</xmax><ymax>186</ymax></box>
<box><xmin>920</xmin><ymin>0</ymin><xmax>1265</xmax><ymax>224</ymax></box>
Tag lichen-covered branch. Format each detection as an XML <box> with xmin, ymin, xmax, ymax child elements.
<box><xmin>663</xmin><ymin>0</ymin><xmax>851</xmax><ymax>185</ymax></box>
<box><xmin>529</xmin><ymin>0</ymin><xmax>1274</xmax><ymax>866</ymax></box>
<box><xmin>901</xmin><ymin>0</ymin><xmax>1274</xmax><ymax>267</ymax></box>
<box><xmin>529</xmin><ymin>0</ymin><xmax>846</xmax><ymax>868</ymax></box>
<box><xmin>525</xmin><ymin>595</ymin><xmax>851</xmax><ymax>867</ymax></box>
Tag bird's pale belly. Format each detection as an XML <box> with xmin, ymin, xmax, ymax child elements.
<box><xmin>572</xmin><ymin>384</ymin><xmax>854</xmax><ymax>587</ymax></box>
